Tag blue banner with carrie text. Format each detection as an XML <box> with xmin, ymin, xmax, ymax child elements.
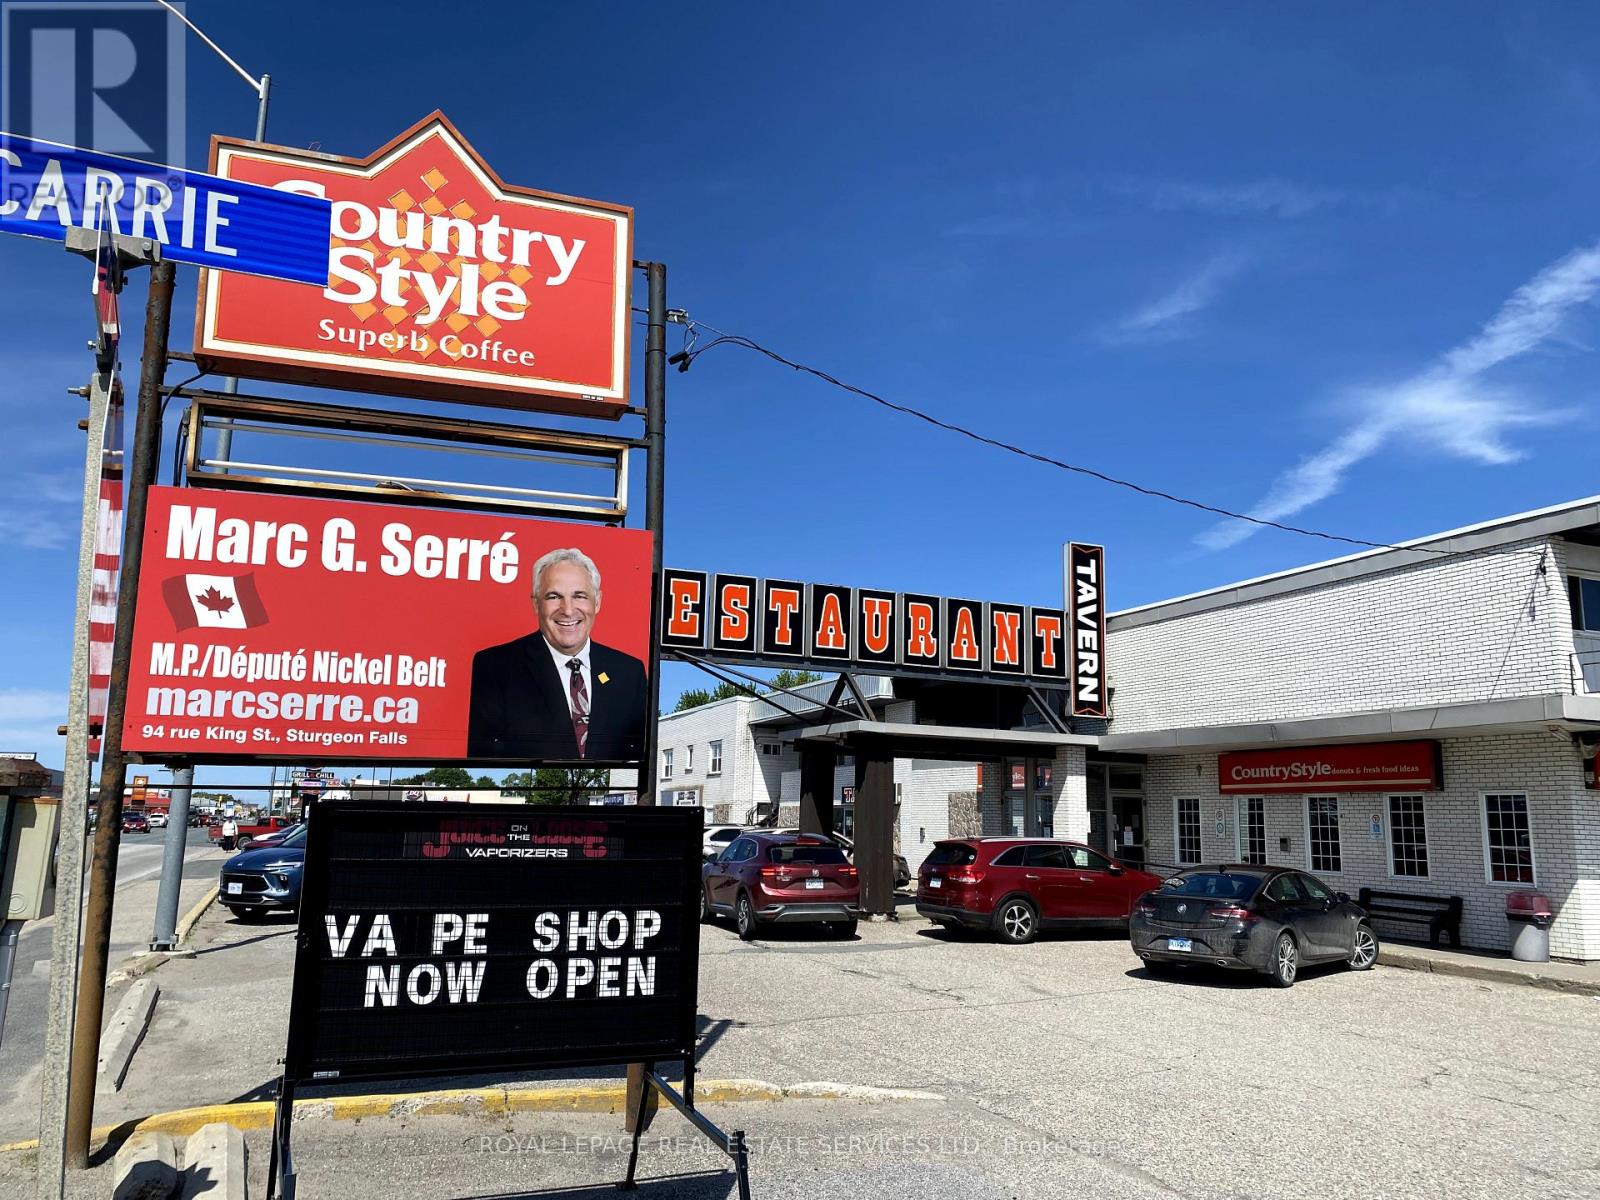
<box><xmin>0</xmin><ymin>132</ymin><xmax>331</xmax><ymax>285</ymax></box>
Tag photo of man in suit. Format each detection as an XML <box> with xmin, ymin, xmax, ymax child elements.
<box><xmin>466</xmin><ymin>547</ymin><xmax>648</xmax><ymax>761</ymax></box>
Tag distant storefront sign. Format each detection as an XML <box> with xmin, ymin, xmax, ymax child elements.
<box><xmin>194</xmin><ymin>112</ymin><xmax>632</xmax><ymax>417</ymax></box>
<box><xmin>1218</xmin><ymin>742</ymin><xmax>1442</xmax><ymax>794</ymax></box>
<box><xmin>121</xmin><ymin>487</ymin><xmax>652</xmax><ymax>764</ymax></box>
<box><xmin>0</xmin><ymin>132</ymin><xmax>332</xmax><ymax>283</ymax></box>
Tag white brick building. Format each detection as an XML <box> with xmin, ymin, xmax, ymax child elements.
<box><xmin>636</xmin><ymin>496</ymin><xmax>1600</xmax><ymax>960</ymax></box>
<box><xmin>1102</xmin><ymin>497</ymin><xmax>1600</xmax><ymax>961</ymax></box>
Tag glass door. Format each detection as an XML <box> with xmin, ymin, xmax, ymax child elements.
<box><xmin>1111</xmin><ymin>792</ymin><xmax>1145</xmax><ymax>867</ymax></box>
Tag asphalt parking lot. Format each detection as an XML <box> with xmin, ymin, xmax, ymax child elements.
<box><xmin>686</xmin><ymin>915</ymin><xmax>1600</xmax><ymax>1200</ymax></box>
<box><xmin>13</xmin><ymin>902</ymin><xmax>1599</xmax><ymax>1199</ymax></box>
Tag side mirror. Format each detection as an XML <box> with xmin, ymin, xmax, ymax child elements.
<box><xmin>1108</xmin><ymin>864</ymin><xmax>1124</xmax><ymax>875</ymax></box>
<box><xmin>1335</xmin><ymin>892</ymin><xmax>1350</xmax><ymax>905</ymax></box>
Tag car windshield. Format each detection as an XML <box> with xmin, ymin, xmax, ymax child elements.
<box><xmin>925</xmin><ymin>843</ymin><xmax>978</xmax><ymax>867</ymax></box>
<box><xmin>1159</xmin><ymin>872</ymin><xmax>1262</xmax><ymax>900</ymax></box>
<box><xmin>278</xmin><ymin>825</ymin><xmax>308</xmax><ymax>847</ymax></box>
<box><xmin>768</xmin><ymin>843</ymin><xmax>847</xmax><ymax>865</ymax></box>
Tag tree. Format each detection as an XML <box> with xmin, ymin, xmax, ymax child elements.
<box><xmin>504</xmin><ymin>768</ymin><xmax>611</xmax><ymax>804</ymax></box>
<box><xmin>672</xmin><ymin>671</ymin><xmax>824</xmax><ymax>712</ymax></box>
<box><xmin>769</xmin><ymin>670</ymin><xmax>823</xmax><ymax>692</ymax></box>
<box><xmin>673</xmin><ymin>682</ymin><xmax>746</xmax><ymax>712</ymax></box>
<box><xmin>474</xmin><ymin>774</ymin><xmax>496</xmax><ymax>788</ymax></box>
<box><xmin>391</xmin><ymin>766</ymin><xmax>475</xmax><ymax>789</ymax></box>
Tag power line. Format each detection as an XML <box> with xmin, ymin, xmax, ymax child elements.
<box><xmin>671</xmin><ymin>319</ymin><xmax>1459</xmax><ymax>558</ymax></box>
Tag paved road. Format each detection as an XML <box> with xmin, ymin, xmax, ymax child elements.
<box><xmin>0</xmin><ymin>825</ymin><xmax>224</xmax><ymax>1143</ymax></box>
<box><xmin>65</xmin><ymin>902</ymin><xmax>1600</xmax><ymax>1200</ymax></box>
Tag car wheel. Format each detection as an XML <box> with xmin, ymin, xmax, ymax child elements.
<box><xmin>735</xmin><ymin>892</ymin><xmax>760</xmax><ymax>941</ymax></box>
<box><xmin>1268</xmin><ymin>931</ymin><xmax>1299</xmax><ymax>988</ymax></box>
<box><xmin>1347</xmin><ymin>922</ymin><xmax>1379</xmax><ymax>972</ymax></box>
<box><xmin>699</xmin><ymin>886</ymin><xmax>713</xmax><ymax>925</ymax></box>
<box><xmin>994</xmin><ymin>898</ymin><xmax>1038</xmax><ymax>945</ymax></box>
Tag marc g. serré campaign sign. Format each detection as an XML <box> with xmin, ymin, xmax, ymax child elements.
<box><xmin>120</xmin><ymin>487</ymin><xmax>653</xmax><ymax>764</ymax></box>
<box><xmin>0</xmin><ymin>132</ymin><xmax>331</xmax><ymax>284</ymax></box>
<box><xmin>285</xmin><ymin>803</ymin><xmax>701</xmax><ymax>1083</ymax></box>
<box><xmin>194</xmin><ymin>112</ymin><xmax>633</xmax><ymax>417</ymax></box>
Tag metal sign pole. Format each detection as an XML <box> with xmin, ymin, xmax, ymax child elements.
<box><xmin>34</xmin><ymin>357</ymin><xmax>114</xmax><ymax>1199</ymax></box>
<box><xmin>149</xmin><ymin>765</ymin><xmax>194</xmax><ymax>950</ymax></box>
<box><xmin>627</xmin><ymin>261</ymin><xmax>668</xmax><ymax>1136</ymax></box>
<box><xmin>64</xmin><ymin>259</ymin><xmax>176</xmax><ymax>1165</ymax></box>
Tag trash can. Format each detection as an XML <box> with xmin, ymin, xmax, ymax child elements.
<box><xmin>1505</xmin><ymin>890</ymin><xmax>1554</xmax><ymax>963</ymax></box>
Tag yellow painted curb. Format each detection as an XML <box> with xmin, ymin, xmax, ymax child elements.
<box><xmin>177</xmin><ymin>883</ymin><xmax>220</xmax><ymax>944</ymax></box>
<box><xmin>0</xmin><ymin>1078</ymin><xmax>940</xmax><ymax>1154</ymax></box>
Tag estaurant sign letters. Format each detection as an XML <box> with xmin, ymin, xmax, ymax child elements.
<box><xmin>659</xmin><ymin>553</ymin><xmax>1109</xmax><ymax>686</ymax></box>
<box><xmin>194</xmin><ymin>112</ymin><xmax>632</xmax><ymax>417</ymax></box>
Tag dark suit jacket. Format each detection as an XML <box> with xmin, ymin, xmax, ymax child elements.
<box><xmin>466</xmin><ymin>633</ymin><xmax>647</xmax><ymax>762</ymax></box>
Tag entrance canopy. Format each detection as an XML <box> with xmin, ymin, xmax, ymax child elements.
<box><xmin>794</xmin><ymin>719</ymin><xmax>1092</xmax><ymax>763</ymax></box>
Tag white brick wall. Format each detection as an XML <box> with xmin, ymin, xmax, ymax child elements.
<box><xmin>1141</xmin><ymin>733</ymin><xmax>1598</xmax><ymax>957</ymax></box>
<box><xmin>1109</xmin><ymin>537</ymin><xmax>1572</xmax><ymax>733</ymax></box>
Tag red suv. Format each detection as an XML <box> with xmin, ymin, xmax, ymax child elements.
<box><xmin>701</xmin><ymin>832</ymin><xmax>861</xmax><ymax>940</ymax></box>
<box><xmin>917</xmin><ymin>838</ymin><xmax>1161</xmax><ymax>945</ymax></box>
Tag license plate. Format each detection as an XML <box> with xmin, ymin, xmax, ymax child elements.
<box><xmin>226</xmin><ymin>882</ymin><xmax>243</xmax><ymax>895</ymax></box>
<box><xmin>929</xmin><ymin>878</ymin><xmax>942</xmax><ymax>888</ymax></box>
<box><xmin>805</xmin><ymin>879</ymin><xmax>825</xmax><ymax>890</ymax></box>
<box><xmin>1167</xmin><ymin>937</ymin><xmax>1192</xmax><ymax>953</ymax></box>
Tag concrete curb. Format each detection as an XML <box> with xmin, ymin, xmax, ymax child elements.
<box><xmin>176</xmin><ymin>884</ymin><xmax>219</xmax><ymax>945</ymax></box>
<box><xmin>98</xmin><ymin>978</ymin><xmax>160</xmax><ymax>1094</ymax></box>
<box><xmin>112</xmin><ymin>1130</ymin><xmax>176</xmax><ymax>1199</ymax></box>
<box><xmin>0</xmin><ymin>1079</ymin><xmax>944</xmax><ymax>1153</ymax></box>
<box><xmin>1378</xmin><ymin>948</ymin><xmax>1600</xmax><ymax>996</ymax></box>
<box><xmin>179</xmin><ymin>1121</ymin><xmax>246</xmax><ymax>1200</ymax></box>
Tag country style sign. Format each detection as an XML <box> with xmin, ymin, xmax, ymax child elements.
<box><xmin>193</xmin><ymin>113</ymin><xmax>633</xmax><ymax>417</ymax></box>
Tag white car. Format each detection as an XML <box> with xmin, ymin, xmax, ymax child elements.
<box><xmin>703</xmin><ymin>825</ymin><xmax>750</xmax><ymax>859</ymax></box>
<box><xmin>149</xmin><ymin>812</ymin><xmax>169</xmax><ymax>829</ymax></box>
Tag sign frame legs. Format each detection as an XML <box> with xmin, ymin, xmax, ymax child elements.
<box><xmin>619</xmin><ymin>1058</ymin><xmax>752</xmax><ymax>1199</ymax></box>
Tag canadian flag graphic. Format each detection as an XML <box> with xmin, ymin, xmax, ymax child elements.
<box><xmin>163</xmin><ymin>573</ymin><xmax>270</xmax><ymax>631</ymax></box>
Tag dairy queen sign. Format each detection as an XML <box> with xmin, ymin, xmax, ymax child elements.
<box><xmin>193</xmin><ymin>112</ymin><xmax>633</xmax><ymax>417</ymax></box>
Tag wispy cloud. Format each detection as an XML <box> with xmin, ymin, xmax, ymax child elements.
<box><xmin>1101</xmin><ymin>251</ymin><xmax>1250</xmax><ymax>345</ymax></box>
<box><xmin>0</xmin><ymin>689</ymin><xmax>66</xmax><ymax>758</ymax></box>
<box><xmin>0</xmin><ymin>468</ymin><xmax>87</xmax><ymax>550</ymax></box>
<box><xmin>1104</xmin><ymin>174</ymin><xmax>1409</xmax><ymax>220</ymax></box>
<box><xmin>1197</xmin><ymin>242</ymin><xmax>1600</xmax><ymax>550</ymax></box>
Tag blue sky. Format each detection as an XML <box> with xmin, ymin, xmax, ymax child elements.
<box><xmin>5</xmin><ymin>3</ymin><xmax>1600</xmax><ymax>777</ymax></box>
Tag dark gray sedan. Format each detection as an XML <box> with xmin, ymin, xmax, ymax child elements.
<box><xmin>1129</xmin><ymin>865</ymin><xmax>1378</xmax><ymax>987</ymax></box>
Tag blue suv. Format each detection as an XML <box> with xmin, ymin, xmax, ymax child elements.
<box><xmin>220</xmin><ymin>823</ymin><xmax>306</xmax><ymax>920</ymax></box>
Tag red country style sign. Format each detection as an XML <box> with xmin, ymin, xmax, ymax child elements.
<box><xmin>193</xmin><ymin>112</ymin><xmax>633</xmax><ymax>417</ymax></box>
<box><xmin>1218</xmin><ymin>741</ymin><xmax>1442</xmax><ymax>794</ymax></box>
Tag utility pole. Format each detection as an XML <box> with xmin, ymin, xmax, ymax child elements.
<box><xmin>35</xmin><ymin>229</ymin><xmax>153</xmax><ymax>1199</ymax></box>
<box><xmin>63</xmin><ymin>260</ymin><xmax>176</xmax><ymax>1167</ymax></box>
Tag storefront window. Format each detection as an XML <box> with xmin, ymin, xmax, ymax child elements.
<box><xmin>1307</xmin><ymin>796</ymin><xmax>1341</xmax><ymax>873</ymax></box>
<box><xmin>1388</xmin><ymin>795</ymin><xmax>1428</xmax><ymax>877</ymax></box>
<box><xmin>1483</xmin><ymin>794</ymin><xmax>1534</xmax><ymax>884</ymax></box>
<box><xmin>1236</xmin><ymin>796</ymin><xmax>1266</xmax><ymax>865</ymax></box>
<box><xmin>1175</xmin><ymin>798</ymin><xmax>1201</xmax><ymax>865</ymax></box>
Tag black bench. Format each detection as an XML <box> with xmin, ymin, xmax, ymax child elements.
<box><xmin>1357</xmin><ymin>888</ymin><xmax>1463</xmax><ymax>948</ymax></box>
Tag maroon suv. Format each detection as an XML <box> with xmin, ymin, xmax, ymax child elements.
<box><xmin>701</xmin><ymin>831</ymin><xmax>861</xmax><ymax>940</ymax></box>
<box><xmin>917</xmin><ymin>838</ymin><xmax>1161</xmax><ymax>945</ymax></box>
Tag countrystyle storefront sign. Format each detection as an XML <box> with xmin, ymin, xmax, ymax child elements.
<box><xmin>193</xmin><ymin>112</ymin><xmax>633</xmax><ymax>417</ymax></box>
<box><xmin>1218</xmin><ymin>741</ymin><xmax>1442</xmax><ymax>794</ymax></box>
